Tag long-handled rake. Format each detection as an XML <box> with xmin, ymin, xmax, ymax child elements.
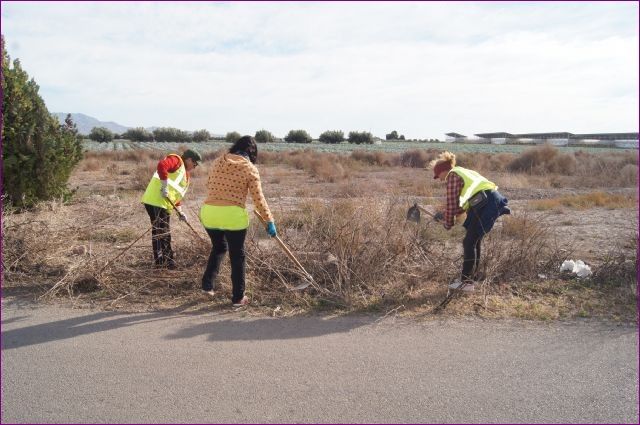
<box><xmin>253</xmin><ymin>210</ymin><xmax>314</xmax><ymax>290</ymax></box>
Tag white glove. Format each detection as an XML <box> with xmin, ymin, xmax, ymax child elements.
<box><xmin>160</xmin><ymin>180</ymin><xmax>169</xmax><ymax>198</ymax></box>
<box><xmin>176</xmin><ymin>206</ymin><xmax>187</xmax><ymax>222</ymax></box>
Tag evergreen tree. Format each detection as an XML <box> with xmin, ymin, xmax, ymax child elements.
<box><xmin>2</xmin><ymin>36</ymin><xmax>83</xmax><ymax>208</ymax></box>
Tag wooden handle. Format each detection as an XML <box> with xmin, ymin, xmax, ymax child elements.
<box><xmin>254</xmin><ymin>209</ymin><xmax>268</xmax><ymax>225</ymax></box>
<box><xmin>416</xmin><ymin>204</ymin><xmax>437</xmax><ymax>218</ymax></box>
<box><xmin>98</xmin><ymin>226</ymin><xmax>151</xmax><ymax>275</ymax></box>
<box><xmin>253</xmin><ymin>210</ymin><xmax>313</xmax><ymax>280</ymax></box>
<box><xmin>165</xmin><ymin>197</ymin><xmax>205</xmax><ymax>242</ymax></box>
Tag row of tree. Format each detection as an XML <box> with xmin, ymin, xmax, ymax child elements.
<box><xmin>89</xmin><ymin>126</ymin><xmax>212</xmax><ymax>143</ymax></box>
<box><xmin>89</xmin><ymin>126</ymin><xmax>400</xmax><ymax>145</ymax></box>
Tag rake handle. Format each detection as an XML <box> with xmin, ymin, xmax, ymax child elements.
<box><xmin>98</xmin><ymin>226</ymin><xmax>152</xmax><ymax>275</ymax></box>
<box><xmin>416</xmin><ymin>204</ymin><xmax>437</xmax><ymax>219</ymax></box>
<box><xmin>253</xmin><ymin>210</ymin><xmax>312</xmax><ymax>280</ymax></box>
<box><xmin>165</xmin><ymin>197</ymin><xmax>205</xmax><ymax>242</ymax></box>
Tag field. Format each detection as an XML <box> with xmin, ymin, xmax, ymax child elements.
<box><xmin>82</xmin><ymin>139</ymin><xmax>632</xmax><ymax>154</ymax></box>
<box><xmin>3</xmin><ymin>144</ymin><xmax>637</xmax><ymax>321</ymax></box>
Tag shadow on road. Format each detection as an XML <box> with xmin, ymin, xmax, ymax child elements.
<box><xmin>164</xmin><ymin>315</ymin><xmax>376</xmax><ymax>342</ymax></box>
<box><xmin>1</xmin><ymin>299</ymin><xmax>375</xmax><ymax>350</ymax></box>
<box><xmin>1</xmin><ymin>299</ymin><xmax>204</xmax><ymax>350</ymax></box>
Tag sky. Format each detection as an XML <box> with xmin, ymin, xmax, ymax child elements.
<box><xmin>1</xmin><ymin>1</ymin><xmax>638</xmax><ymax>139</ymax></box>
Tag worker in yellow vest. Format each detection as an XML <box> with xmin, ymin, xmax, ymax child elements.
<box><xmin>199</xmin><ymin>136</ymin><xmax>275</xmax><ymax>307</ymax></box>
<box><xmin>430</xmin><ymin>151</ymin><xmax>510</xmax><ymax>292</ymax></box>
<box><xmin>141</xmin><ymin>149</ymin><xmax>202</xmax><ymax>269</ymax></box>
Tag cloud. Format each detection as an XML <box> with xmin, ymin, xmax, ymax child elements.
<box><xmin>2</xmin><ymin>1</ymin><xmax>638</xmax><ymax>138</ymax></box>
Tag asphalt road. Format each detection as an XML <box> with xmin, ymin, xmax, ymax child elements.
<box><xmin>1</xmin><ymin>299</ymin><xmax>638</xmax><ymax>424</ymax></box>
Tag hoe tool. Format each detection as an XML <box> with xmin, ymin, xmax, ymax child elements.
<box><xmin>254</xmin><ymin>210</ymin><xmax>314</xmax><ymax>290</ymax></box>
<box><xmin>406</xmin><ymin>202</ymin><xmax>439</xmax><ymax>223</ymax></box>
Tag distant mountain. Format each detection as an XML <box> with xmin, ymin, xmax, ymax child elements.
<box><xmin>52</xmin><ymin>113</ymin><xmax>130</xmax><ymax>135</ymax></box>
<box><xmin>53</xmin><ymin>113</ymin><xmax>221</xmax><ymax>138</ymax></box>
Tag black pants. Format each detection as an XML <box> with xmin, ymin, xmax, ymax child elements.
<box><xmin>202</xmin><ymin>228</ymin><xmax>247</xmax><ymax>303</ymax></box>
<box><xmin>144</xmin><ymin>204</ymin><xmax>174</xmax><ymax>266</ymax></box>
<box><xmin>462</xmin><ymin>215</ymin><xmax>483</xmax><ymax>281</ymax></box>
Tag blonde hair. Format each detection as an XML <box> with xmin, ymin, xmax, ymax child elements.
<box><xmin>429</xmin><ymin>151</ymin><xmax>456</xmax><ymax>170</ymax></box>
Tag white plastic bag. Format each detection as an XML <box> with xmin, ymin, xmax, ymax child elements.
<box><xmin>560</xmin><ymin>260</ymin><xmax>576</xmax><ymax>272</ymax></box>
<box><xmin>560</xmin><ymin>259</ymin><xmax>592</xmax><ymax>278</ymax></box>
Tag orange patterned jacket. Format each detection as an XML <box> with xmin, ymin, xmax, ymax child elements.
<box><xmin>204</xmin><ymin>154</ymin><xmax>274</xmax><ymax>222</ymax></box>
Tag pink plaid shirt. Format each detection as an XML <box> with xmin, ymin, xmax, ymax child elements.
<box><xmin>444</xmin><ymin>172</ymin><xmax>465</xmax><ymax>229</ymax></box>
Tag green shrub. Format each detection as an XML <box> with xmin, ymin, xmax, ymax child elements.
<box><xmin>255</xmin><ymin>129</ymin><xmax>275</xmax><ymax>144</ymax></box>
<box><xmin>153</xmin><ymin>127</ymin><xmax>191</xmax><ymax>143</ymax></box>
<box><xmin>348</xmin><ymin>131</ymin><xmax>374</xmax><ymax>145</ymax></box>
<box><xmin>89</xmin><ymin>126</ymin><xmax>114</xmax><ymax>143</ymax></box>
<box><xmin>1</xmin><ymin>37</ymin><xmax>83</xmax><ymax>208</ymax></box>
<box><xmin>225</xmin><ymin>131</ymin><xmax>241</xmax><ymax>143</ymax></box>
<box><xmin>284</xmin><ymin>129</ymin><xmax>312</xmax><ymax>144</ymax></box>
<box><xmin>122</xmin><ymin>127</ymin><xmax>153</xmax><ymax>142</ymax></box>
<box><xmin>192</xmin><ymin>129</ymin><xmax>210</xmax><ymax>142</ymax></box>
<box><xmin>319</xmin><ymin>130</ymin><xmax>345</xmax><ymax>144</ymax></box>
<box><xmin>385</xmin><ymin>130</ymin><xmax>405</xmax><ymax>141</ymax></box>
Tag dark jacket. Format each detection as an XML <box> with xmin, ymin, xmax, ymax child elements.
<box><xmin>463</xmin><ymin>189</ymin><xmax>511</xmax><ymax>236</ymax></box>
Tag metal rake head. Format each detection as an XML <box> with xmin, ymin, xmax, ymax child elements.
<box><xmin>406</xmin><ymin>203</ymin><xmax>421</xmax><ymax>223</ymax></box>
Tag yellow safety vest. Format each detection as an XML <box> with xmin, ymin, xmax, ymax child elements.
<box><xmin>447</xmin><ymin>166</ymin><xmax>497</xmax><ymax>211</ymax></box>
<box><xmin>140</xmin><ymin>154</ymin><xmax>189</xmax><ymax>210</ymax></box>
<box><xmin>199</xmin><ymin>205</ymin><xmax>250</xmax><ymax>230</ymax></box>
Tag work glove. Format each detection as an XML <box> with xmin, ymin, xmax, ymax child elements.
<box><xmin>176</xmin><ymin>206</ymin><xmax>188</xmax><ymax>222</ymax></box>
<box><xmin>266</xmin><ymin>221</ymin><xmax>277</xmax><ymax>237</ymax></box>
<box><xmin>160</xmin><ymin>180</ymin><xmax>169</xmax><ymax>198</ymax></box>
<box><xmin>433</xmin><ymin>211</ymin><xmax>444</xmax><ymax>222</ymax></box>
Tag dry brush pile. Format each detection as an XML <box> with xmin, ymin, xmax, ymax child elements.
<box><xmin>2</xmin><ymin>144</ymin><xmax>637</xmax><ymax>317</ymax></box>
<box><xmin>3</xmin><ymin>194</ymin><xmax>580</xmax><ymax>314</ymax></box>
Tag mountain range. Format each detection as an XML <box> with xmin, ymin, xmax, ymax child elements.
<box><xmin>52</xmin><ymin>113</ymin><xmax>132</xmax><ymax>135</ymax></box>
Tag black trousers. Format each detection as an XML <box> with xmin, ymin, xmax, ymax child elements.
<box><xmin>144</xmin><ymin>204</ymin><xmax>174</xmax><ymax>266</ymax></box>
<box><xmin>202</xmin><ymin>228</ymin><xmax>247</xmax><ymax>303</ymax></box>
<box><xmin>462</xmin><ymin>215</ymin><xmax>483</xmax><ymax>281</ymax></box>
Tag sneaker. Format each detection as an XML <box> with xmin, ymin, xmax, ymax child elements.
<box><xmin>448</xmin><ymin>279</ymin><xmax>475</xmax><ymax>292</ymax></box>
<box><xmin>232</xmin><ymin>296</ymin><xmax>250</xmax><ymax>307</ymax></box>
<box><xmin>166</xmin><ymin>259</ymin><xmax>177</xmax><ymax>270</ymax></box>
<box><xmin>201</xmin><ymin>289</ymin><xmax>215</xmax><ymax>297</ymax></box>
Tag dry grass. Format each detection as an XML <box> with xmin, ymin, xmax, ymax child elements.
<box><xmin>259</xmin><ymin>150</ymin><xmax>353</xmax><ymax>182</ymax></box>
<box><xmin>530</xmin><ymin>192</ymin><xmax>638</xmax><ymax>211</ymax></box>
<box><xmin>2</xmin><ymin>148</ymin><xmax>637</xmax><ymax>321</ymax></box>
<box><xmin>84</xmin><ymin>149</ymin><xmax>158</xmax><ymax>164</ymax></box>
<box><xmin>4</xmin><ymin>192</ymin><xmax>634</xmax><ymax>321</ymax></box>
<box><xmin>508</xmin><ymin>144</ymin><xmax>577</xmax><ymax>175</ymax></box>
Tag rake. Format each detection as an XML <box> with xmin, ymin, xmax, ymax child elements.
<box><xmin>164</xmin><ymin>197</ymin><xmax>206</xmax><ymax>243</ymax></box>
<box><xmin>253</xmin><ymin>210</ymin><xmax>314</xmax><ymax>290</ymax></box>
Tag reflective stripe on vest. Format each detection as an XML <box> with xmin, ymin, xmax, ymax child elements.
<box><xmin>140</xmin><ymin>154</ymin><xmax>189</xmax><ymax>210</ymax></box>
<box><xmin>448</xmin><ymin>166</ymin><xmax>497</xmax><ymax>210</ymax></box>
<box><xmin>152</xmin><ymin>166</ymin><xmax>187</xmax><ymax>197</ymax></box>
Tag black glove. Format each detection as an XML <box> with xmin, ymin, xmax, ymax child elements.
<box><xmin>433</xmin><ymin>211</ymin><xmax>444</xmax><ymax>222</ymax></box>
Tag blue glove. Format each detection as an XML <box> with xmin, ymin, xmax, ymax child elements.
<box><xmin>266</xmin><ymin>222</ymin><xmax>277</xmax><ymax>237</ymax></box>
